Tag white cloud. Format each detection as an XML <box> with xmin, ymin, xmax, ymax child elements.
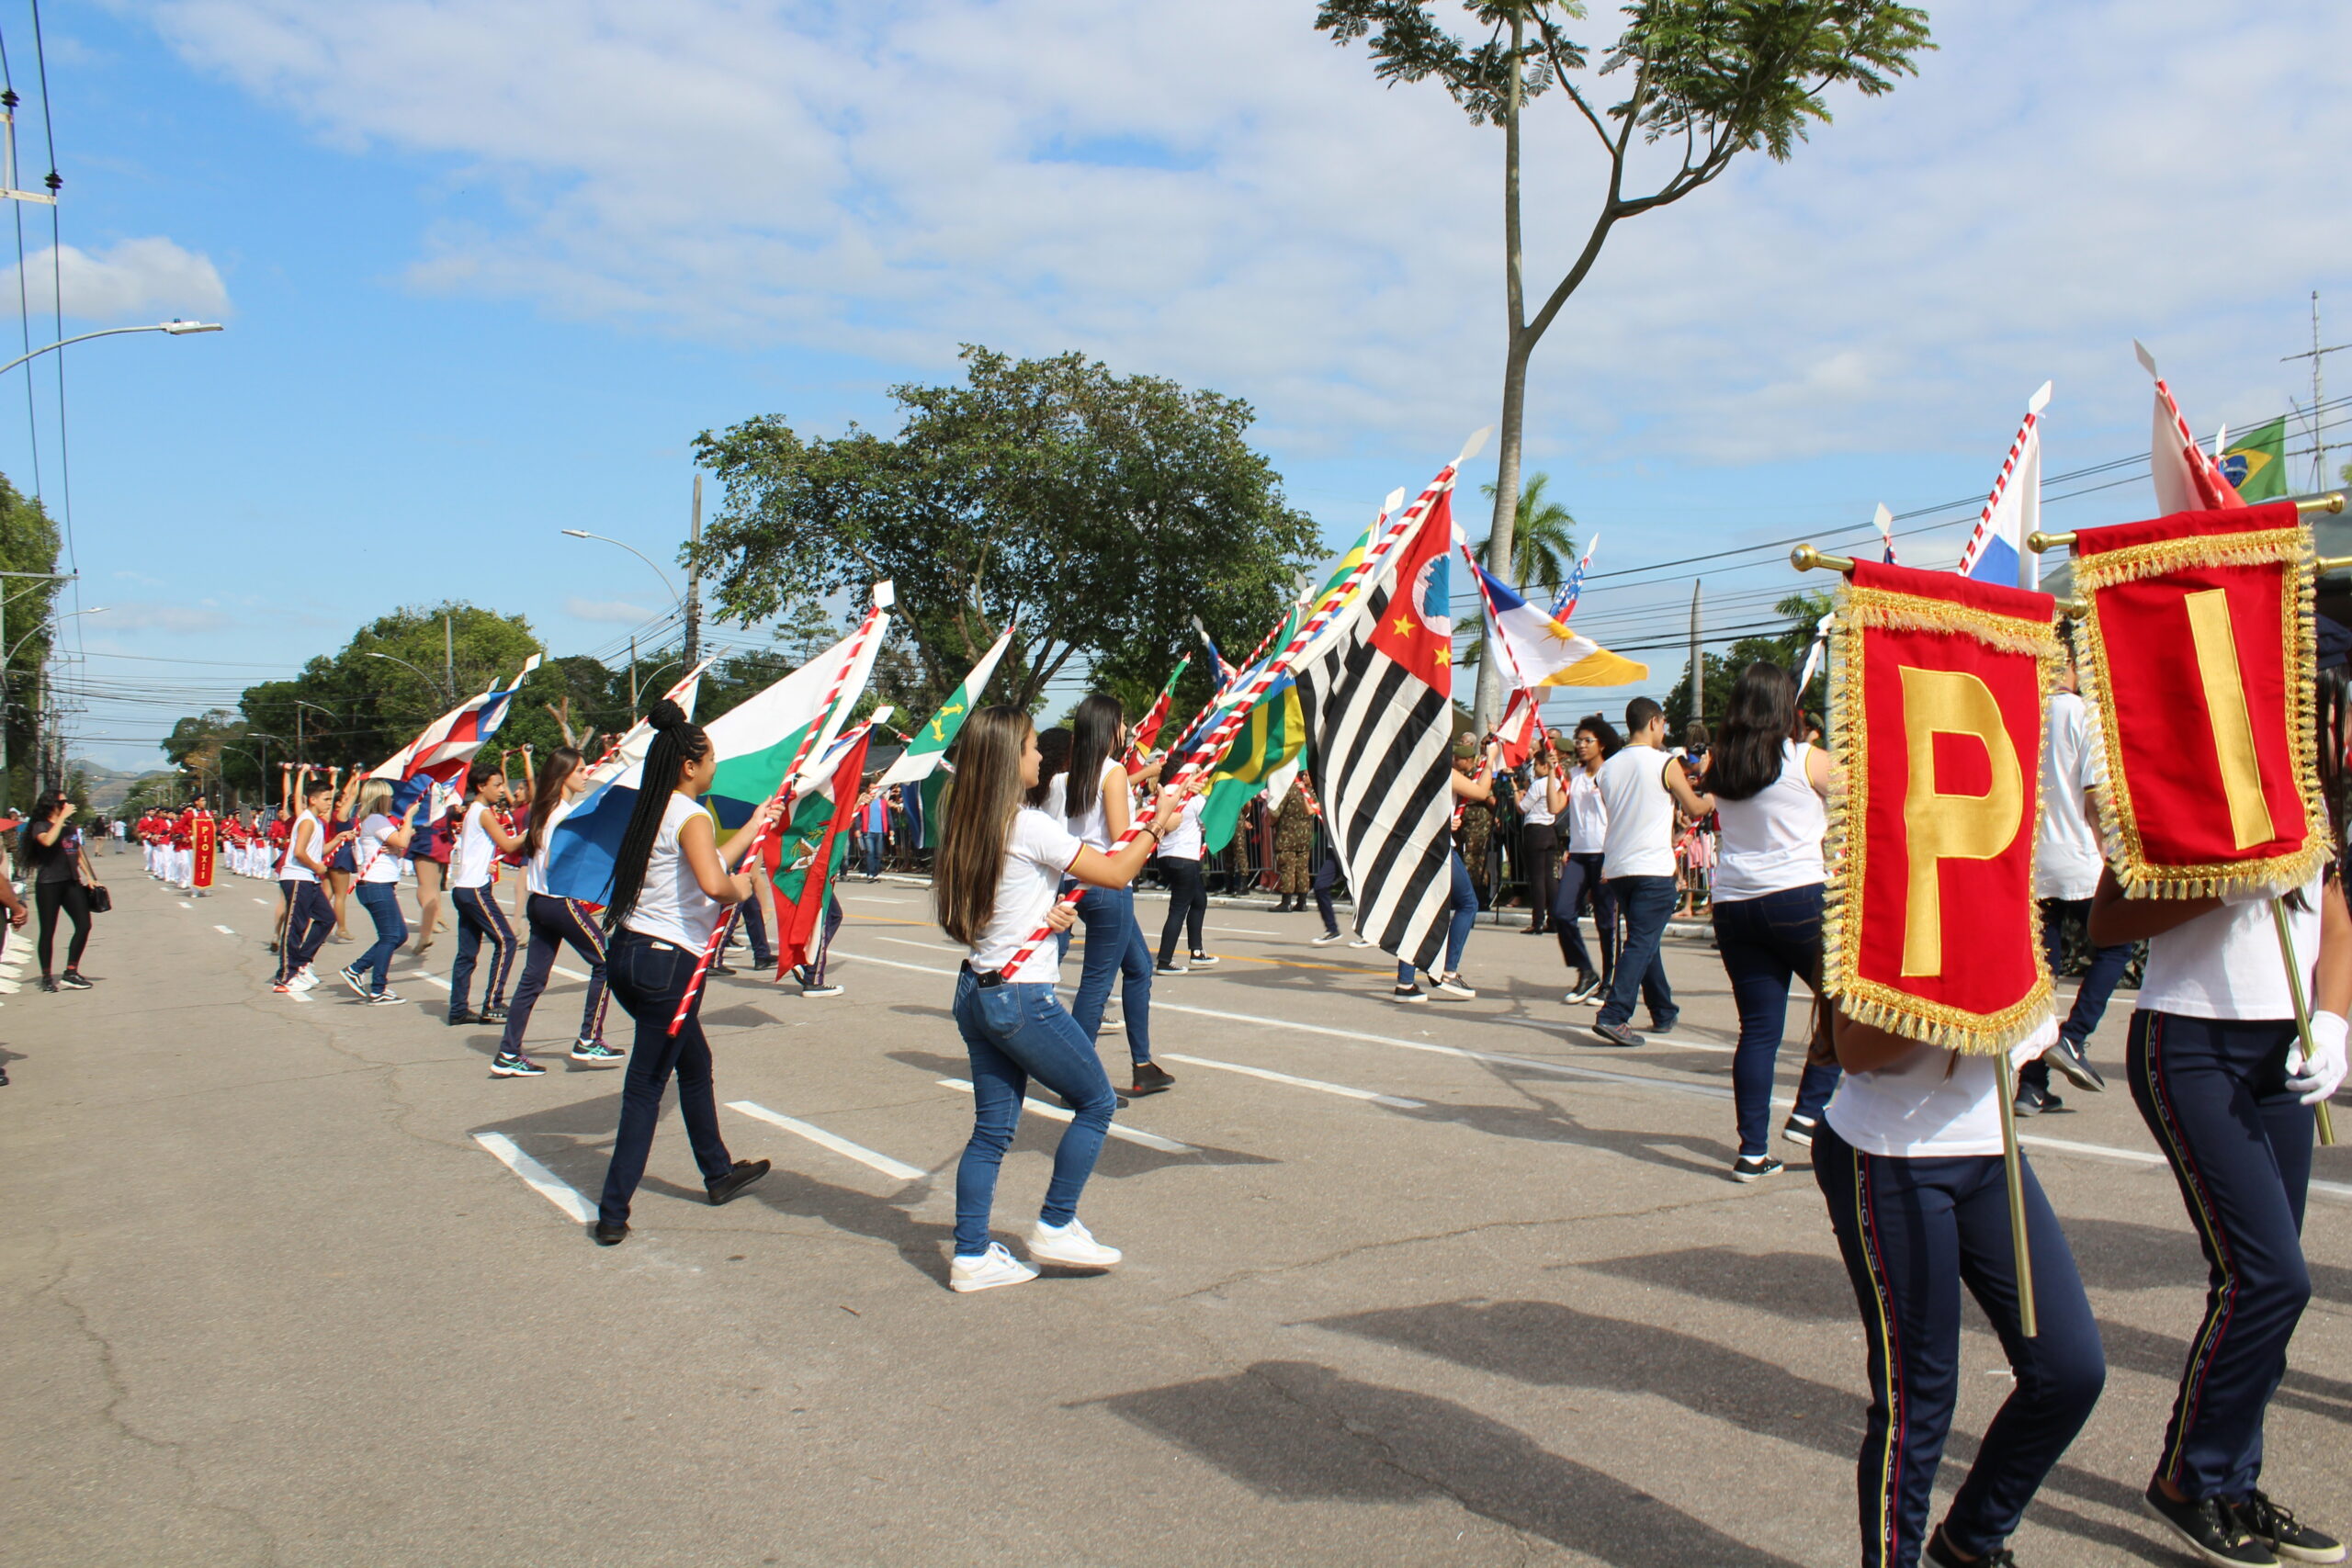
<box><xmin>564</xmin><ymin>595</ymin><xmax>656</xmax><ymax>624</ymax></box>
<box><xmin>1</xmin><ymin>237</ymin><xmax>231</xmax><ymax>321</ymax></box>
<box><xmin>140</xmin><ymin>0</ymin><xmax>2352</xmax><ymax>468</ymax></box>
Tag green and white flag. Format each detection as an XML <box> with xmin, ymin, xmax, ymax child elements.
<box><xmin>1199</xmin><ymin>678</ymin><xmax>1306</xmax><ymax>853</ymax></box>
<box><xmin>876</xmin><ymin>625</ymin><xmax>1013</xmax><ymax>789</ymax></box>
<box><xmin>2220</xmin><ymin>418</ymin><xmax>2290</xmax><ymax>503</ymax></box>
<box><xmin>703</xmin><ymin>586</ymin><xmax>892</xmax><ymax>831</ymax></box>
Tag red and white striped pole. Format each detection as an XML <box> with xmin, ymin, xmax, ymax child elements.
<box><xmin>991</xmin><ymin>437</ymin><xmax>1483</xmax><ymax>979</ymax></box>
<box><xmin>665</xmin><ymin>596</ymin><xmax>894</xmax><ymax>1034</ymax></box>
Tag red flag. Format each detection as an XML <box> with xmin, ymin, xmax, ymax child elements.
<box><xmin>773</xmin><ymin>731</ymin><xmax>873</xmax><ymax>975</ymax></box>
<box><xmin>1365</xmin><ymin>486</ymin><xmax>1458</xmax><ymax>693</ymax></box>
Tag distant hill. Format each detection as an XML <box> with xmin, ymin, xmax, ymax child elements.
<box><xmin>68</xmin><ymin>761</ymin><xmax>164</xmax><ymax>815</ymax></box>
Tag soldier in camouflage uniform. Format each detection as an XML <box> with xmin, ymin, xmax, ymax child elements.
<box><xmin>1273</xmin><ymin>780</ymin><xmax>1315</xmax><ymax>911</ymax></box>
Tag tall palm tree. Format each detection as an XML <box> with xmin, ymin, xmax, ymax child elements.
<box><xmin>1475</xmin><ymin>470</ymin><xmax>1577</xmax><ymax>592</ymax></box>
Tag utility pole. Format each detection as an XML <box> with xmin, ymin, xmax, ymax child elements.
<box><xmin>628</xmin><ymin>635</ymin><xmax>639</xmax><ymax>712</ymax></box>
<box><xmin>0</xmin><ymin>568</ymin><xmax>74</xmax><ymax>816</ymax></box>
<box><xmin>1687</xmin><ymin>581</ymin><xmax>1703</xmax><ymax>730</ymax></box>
<box><xmin>444</xmin><ymin>612</ymin><xmax>456</xmax><ymax>698</ymax></box>
<box><xmin>684</xmin><ymin>474</ymin><xmax>703</xmax><ymax>669</ymax></box>
<box><xmin>2283</xmin><ymin>291</ymin><xmax>2351</xmax><ymax>491</ymax></box>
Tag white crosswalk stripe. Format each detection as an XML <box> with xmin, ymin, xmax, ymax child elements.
<box><xmin>726</xmin><ymin>1100</ymin><xmax>927</xmax><ymax>1182</ymax></box>
<box><xmin>935</xmin><ymin>1077</ymin><xmax>1194</xmax><ymax>1154</ymax></box>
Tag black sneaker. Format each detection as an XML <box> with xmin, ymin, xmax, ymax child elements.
<box><xmin>2144</xmin><ymin>1481</ymin><xmax>2280</xmax><ymax>1566</ymax></box>
<box><xmin>447</xmin><ymin>1010</ymin><xmax>478</xmax><ymax>1027</ymax></box>
<box><xmin>1927</xmin><ymin>1526</ymin><xmax>2016</xmax><ymax>1567</ymax></box>
<box><xmin>1732</xmin><ymin>1155</ymin><xmax>1784</xmax><ymax>1183</ymax></box>
<box><xmin>1155</xmin><ymin>961</ymin><xmax>1188</xmax><ymax>976</ymax></box>
<box><xmin>2014</xmin><ymin>1081</ymin><xmax>2061</xmax><ymax>1117</ymax></box>
<box><xmin>1590</xmin><ymin>1021</ymin><xmax>1645</xmax><ymax>1048</ymax></box>
<box><xmin>478</xmin><ymin>1005</ymin><xmax>509</xmax><ymax>1024</ymax></box>
<box><xmin>593</xmin><ymin>1221</ymin><xmax>628</xmax><ymax>1247</ymax></box>
<box><xmin>1131</xmin><ymin>1061</ymin><xmax>1176</xmax><ymax>1097</ymax></box>
<box><xmin>1564</xmin><ymin>971</ymin><xmax>1600</xmax><ymax>1004</ymax></box>
<box><xmin>37</xmin><ymin>976</ymin><xmax>57</xmax><ymax>993</ymax></box>
<box><xmin>1391</xmin><ymin>984</ymin><xmax>1428</xmax><ymax>1004</ymax></box>
<box><xmin>707</xmin><ymin>1158</ymin><xmax>771</xmax><ymax>1206</ymax></box>
<box><xmin>708</xmin><ymin>963</ymin><xmax>737</xmax><ymax>976</ymax></box>
<box><xmin>490</xmin><ymin>1054</ymin><xmax>546</xmax><ymax>1077</ymax></box>
<box><xmin>2236</xmin><ymin>1491</ymin><xmax>2344</xmax><ymax>1564</ymax></box>
<box><xmin>1783</xmin><ymin>1112</ymin><xmax>1820</xmax><ymax>1147</ymax></box>
<box><xmin>2047</xmin><ymin>1035</ymin><xmax>2108</xmax><ymax>1093</ymax></box>
<box><xmin>58</xmin><ymin>971</ymin><xmax>92</xmax><ymax>990</ymax></box>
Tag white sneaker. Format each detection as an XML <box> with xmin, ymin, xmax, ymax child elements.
<box><xmin>1027</xmin><ymin>1217</ymin><xmax>1123</xmax><ymax>1269</ymax></box>
<box><xmin>1189</xmin><ymin>952</ymin><xmax>1220</xmax><ymax>967</ymax></box>
<box><xmin>1347</xmin><ymin>936</ymin><xmax>1374</xmax><ymax>949</ymax></box>
<box><xmin>1100</xmin><ymin>1015</ymin><xmax>1124</xmax><ymax>1032</ymax></box>
<box><xmin>1432</xmin><ymin>974</ymin><xmax>1476</xmax><ymax>1000</ymax></box>
<box><xmin>291</xmin><ymin>966</ymin><xmax>322</xmax><ymax>991</ymax></box>
<box><xmin>949</xmin><ymin>1242</ymin><xmax>1040</xmax><ymax>1293</ymax></box>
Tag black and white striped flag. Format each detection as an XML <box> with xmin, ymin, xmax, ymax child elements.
<box><xmin>1295</xmin><ymin>502</ymin><xmax>1458</xmax><ymax>974</ymax></box>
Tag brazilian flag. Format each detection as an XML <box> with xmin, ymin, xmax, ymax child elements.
<box><xmin>1198</xmin><ymin>677</ymin><xmax>1305</xmax><ymax>853</ymax></box>
<box><xmin>2220</xmin><ymin>418</ymin><xmax>2290</xmax><ymax>503</ymax></box>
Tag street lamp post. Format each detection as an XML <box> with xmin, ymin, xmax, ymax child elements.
<box><xmin>288</xmin><ymin>698</ymin><xmax>338</xmax><ymax>767</ymax></box>
<box><xmin>365</xmin><ymin>650</ymin><xmax>455</xmax><ymax>705</ymax></box>
<box><xmin>0</xmin><ymin>320</ymin><xmax>223</xmax><ymax>380</ymax></box>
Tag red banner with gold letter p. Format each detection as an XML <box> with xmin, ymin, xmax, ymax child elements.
<box><xmin>1824</xmin><ymin>562</ymin><xmax>2062</xmax><ymax>1053</ymax></box>
<box><xmin>2069</xmin><ymin>500</ymin><xmax>2327</xmax><ymax>898</ymax></box>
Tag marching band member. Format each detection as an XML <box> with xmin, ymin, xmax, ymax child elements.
<box><xmin>446</xmin><ymin>758</ymin><xmax>525</xmax><ymax>1047</ymax></box>
<box><xmin>591</xmin><ymin>700</ymin><xmax>779</xmax><ymax>1246</ymax></box>
<box><xmin>1554</xmin><ymin>714</ymin><xmax>1619</xmax><ymax>1003</ymax></box>
<box><xmin>497</xmin><ymin>745</ymin><xmax>620</xmax><ymax>1068</ymax></box>
<box><xmin>334</xmin><ymin>780</ymin><xmax>418</xmax><ymax>1004</ymax></box>
<box><xmin>273</xmin><ymin>776</ymin><xmax>340</xmax><ymax>994</ymax></box>
<box><xmin>324</xmin><ymin>768</ymin><xmax>362</xmax><ymax>942</ymax></box>
<box><xmin>1815</xmin><ymin>1010</ymin><xmax>2105</xmax><ymax>1568</ymax></box>
<box><xmin>2090</xmin><ymin>866</ymin><xmax>2347</xmax><ymax>1566</ymax></box>
<box><xmin>1047</xmin><ymin>694</ymin><xmax>1169</xmax><ymax>1094</ymax></box>
<box><xmin>932</xmin><ymin>704</ymin><xmax>1183</xmax><ymax>1292</ymax></box>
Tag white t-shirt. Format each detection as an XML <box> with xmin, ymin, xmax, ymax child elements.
<box><xmin>355</xmin><ymin>813</ymin><xmax>404</xmax><ymax>885</ymax></box>
<box><xmin>526</xmin><ymin>797</ymin><xmax>575</xmax><ymax>897</ymax></box>
<box><xmin>1565</xmin><ymin>770</ymin><xmax>1608</xmax><ymax>855</ymax></box>
<box><xmin>968</xmin><ymin>808</ymin><xmax>1084</xmax><ymax>986</ymax></box>
<box><xmin>1597</xmin><ymin>745</ymin><xmax>1677</xmax><ymax>879</ymax></box>
<box><xmin>1041</xmin><ymin>759</ymin><xmax>1120</xmax><ymax>852</ymax></box>
<box><xmin>2136</xmin><ymin>873</ymin><xmax>2323</xmax><ymax>1021</ymax></box>
<box><xmin>1826</xmin><ymin>1018</ymin><xmax>2057</xmax><ymax>1158</ymax></box>
<box><xmin>2035</xmin><ymin>691</ymin><xmax>2105</xmax><ymax>902</ymax></box>
<box><xmin>623</xmin><ymin>793</ymin><xmax>725</xmax><ymax>950</ymax></box>
<box><xmin>450</xmin><ymin>801</ymin><xmax>498</xmax><ymax>890</ymax></box>
<box><xmin>1156</xmin><ymin>794</ymin><xmax>1206</xmax><ymax>860</ymax></box>
<box><xmin>280</xmin><ymin>811</ymin><xmax>322</xmax><ymax>885</ymax></box>
<box><xmin>1711</xmin><ymin>740</ymin><xmax>1826</xmax><ymax>903</ymax></box>
<box><xmin>1521</xmin><ymin>771</ymin><xmax>1560</xmax><ymax>828</ymax></box>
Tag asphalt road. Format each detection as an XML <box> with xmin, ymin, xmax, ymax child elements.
<box><xmin>4</xmin><ymin>855</ymin><xmax>2346</xmax><ymax>1566</ymax></box>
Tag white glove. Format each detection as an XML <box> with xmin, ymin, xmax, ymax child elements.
<box><xmin>2288</xmin><ymin>1011</ymin><xmax>2348</xmax><ymax>1107</ymax></box>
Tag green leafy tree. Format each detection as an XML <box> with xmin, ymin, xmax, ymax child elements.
<box><xmin>691</xmin><ymin>344</ymin><xmax>1324</xmax><ymax>713</ymax></box>
<box><xmin>1474</xmin><ymin>469</ymin><xmax>1577</xmax><ymax>590</ymax></box>
<box><xmin>1316</xmin><ymin>0</ymin><xmax>1931</xmax><ymax>730</ymax></box>
<box><xmin>0</xmin><ymin>470</ymin><xmax>62</xmax><ymax>811</ymax></box>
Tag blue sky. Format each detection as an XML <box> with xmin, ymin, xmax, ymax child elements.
<box><xmin>23</xmin><ymin>0</ymin><xmax>2352</xmax><ymax>767</ymax></box>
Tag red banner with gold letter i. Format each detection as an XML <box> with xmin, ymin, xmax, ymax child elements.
<box><xmin>2068</xmin><ymin>500</ymin><xmax>2327</xmax><ymax>899</ymax></box>
<box><xmin>1824</xmin><ymin>562</ymin><xmax>2063</xmax><ymax>1052</ymax></box>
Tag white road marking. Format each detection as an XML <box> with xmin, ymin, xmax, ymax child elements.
<box><xmin>935</xmin><ymin>1077</ymin><xmax>1195</xmax><ymax>1154</ymax></box>
<box><xmin>253</xmin><ymin>897</ymin><xmax>269</xmax><ymax>906</ymax></box>
<box><xmin>879</xmin><ymin>935</ymin><xmax>964</xmax><ymax>954</ymax></box>
<box><xmin>1209</xmin><ymin>927</ymin><xmax>1279</xmax><ymax>936</ymax></box>
<box><xmin>835</xmin><ymin>947</ymin><xmax>2352</xmax><ymax>1201</ymax></box>
<box><xmin>472</xmin><ymin>1132</ymin><xmax>595</xmax><ymax>1224</ymax></box>
<box><xmin>1157</xmin><ymin>1052</ymin><xmax>1425</xmax><ymax>1109</ymax></box>
<box><xmin>726</xmin><ymin>1100</ymin><xmax>926</xmax><ymax>1182</ymax></box>
<box><xmin>213</xmin><ymin>924</ymin><xmax>235</xmax><ymax>935</ymax></box>
<box><xmin>407</xmin><ymin>970</ymin><xmax>453</xmax><ymax>991</ymax></box>
<box><xmin>554</xmin><ymin>965</ymin><xmax>592</xmax><ymax>983</ymax></box>
<box><xmin>178</xmin><ymin>900</ymin><xmax>195</xmax><ymax>909</ymax></box>
<box><xmin>849</xmin><ymin>896</ymin><xmax>914</xmax><ymax>906</ymax></box>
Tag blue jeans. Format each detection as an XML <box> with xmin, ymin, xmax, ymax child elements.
<box><xmin>1712</xmin><ymin>884</ymin><xmax>1841</xmax><ymax>1156</ymax></box>
<box><xmin>2020</xmin><ymin>897</ymin><xmax>2131</xmax><ymax>1093</ymax></box>
<box><xmin>2128</xmin><ymin>1010</ymin><xmax>2313</xmax><ymax>1500</ymax></box>
<box><xmin>950</xmin><ymin>968</ymin><xmax>1118</xmax><ymax>1257</ymax></box>
<box><xmin>597</xmin><ymin>931</ymin><xmax>737</xmax><ymax>1228</ymax></box>
<box><xmin>1552</xmin><ymin>851</ymin><xmax>1614</xmax><ymax>980</ymax></box>
<box><xmin>1595</xmin><ymin>873</ymin><xmax>1677</xmax><ymax>1029</ymax></box>
<box><xmin>501</xmin><ymin>894</ymin><xmax>610</xmax><ymax>1055</ymax></box>
<box><xmin>1069</xmin><ymin>884</ymin><xmax>1153</xmax><ymax>1066</ymax></box>
<box><xmin>352</xmin><ymin>881</ymin><xmax>408</xmax><ymax>995</ymax></box>
<box><xmin>1815</xmin><ymin>1126</ymin><xmax>2105</xmax><ymax>1566</ymax></box>
<box><xmin>722</xmin><ymin>894</ymin><xmax>773</xmax><ymax>968</ymax></box>
<box><xmin>1397</xmin><ymin>850</ymin><xmax>1478</xmax><ymax>985</ymax></box>
<box><xmin>861</xmin><ymin>831</ymin><xmax>884</xmax><ymax>878</ymax></box>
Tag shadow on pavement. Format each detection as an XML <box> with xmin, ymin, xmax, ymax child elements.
<box><xmin>881</xmin><ymin>1050</ymin><xmax>1279</xmax><ymax>1173</ymax></box>
<box><xmin>1092</xmin><ymin>1359</ymin><xmax>1811</xmax><ymax>1567</ymax></box>
<box><xmin>2062</xmin><ymin>1214</ymin><xmax>2352</xmax><ymax>1307</ymax></box>
<box><xmin>1396</xmin><ymin>1094</ymin><xmax>1737</xmax><ymax>1179</ymax></box>
<box><xmin>1570</xmin><ymin>1247</ymin><xmax>1851</xmax><ymax>1322</ymax></box>
<box><xmin>1308</xmin><ymin>1296</ymin><xmax>2154</xmax><ymax>1551</ymax></box>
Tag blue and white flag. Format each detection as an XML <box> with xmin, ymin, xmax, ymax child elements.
<box><xmin>1958</xmin><ymin>382</ymin><xmax>2050</xmax><ymax>590</ymax></box>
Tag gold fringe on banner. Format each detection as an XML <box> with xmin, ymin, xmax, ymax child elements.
<box><xmin>1820</xmin><ymin>581</ymin><xmax>2064</xmax><ymax>1055</ymax></box>
<box><xmin>2074</xmin><ymin>523</ymin><xmax>2330</xmax><ymax>899</ymax></box>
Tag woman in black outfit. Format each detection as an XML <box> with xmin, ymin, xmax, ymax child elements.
<box><xmin>23</xmin><ymin>794</ymin><xmax>96</xmax><ymax>991</ymax></box>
